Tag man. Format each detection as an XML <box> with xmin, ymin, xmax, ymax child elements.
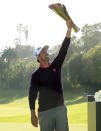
<box><xmin>29</xmin><ymin>20</ymin><xmax>72</xmax><ymax>131</ymax></box>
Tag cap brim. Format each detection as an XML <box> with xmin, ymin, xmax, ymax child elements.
<box><xmin>42</xmin><ymin>45</ymin><xmax>49</xmax><ymax>51</ymax></box>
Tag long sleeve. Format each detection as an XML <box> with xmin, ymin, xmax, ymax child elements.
<box><xmin>28</xmin><ymin>74</ymin><xmax>38</xmax><ymax>110</ymax></box>
<box><xmin>52</xmin><ymin>37</ymin><xmax>71</xmax><ymax>68</ymax></box>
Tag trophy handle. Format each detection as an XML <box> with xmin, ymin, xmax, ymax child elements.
<box><xmin>49</xmin><ymin>3</ymin><xmax>80</xmax><ymax>33</ymax></box>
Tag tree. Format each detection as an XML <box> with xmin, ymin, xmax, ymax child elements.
<box><xmin>81</xmin><ymin>45</ymin><xmax>101</xmax><ymax>90</ymax></box>
<box><xmin>66</xmin><ymin>53</ymin><xmax>83</xmax><ymax>88</ymax></box>
<box><xmin>1</xmin><ymin>47</ymin><xmax>17</xmax><ymax>64</ymax></box>
<box><xmin>80</xmin><ymin>23</ymin><xmax>101</xmax><ymax>52</ymax></box>
<box><xmin>15</xmin><ymin>45</ymin><xmax>34</xmax><ymax>58</ymax></box>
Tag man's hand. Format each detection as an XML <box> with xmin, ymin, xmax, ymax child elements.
<box><xmin>66</xmin><ymin>20</ymin><xmax>72</xmax><ymax>31</ymax></box>
<box><xmin>31</xmin><ymin>114</ymin><xmax>38</xmax><ymax>127</ymax></box>
<box><xmin>66</xmin><ymin>20</ymin><xmax>72</xmax><ymax>38</ymax></box>
<box><xmin>31</xmin><ymin>110</ymin><xmax>38</xmax><ymax>127</ymax></box>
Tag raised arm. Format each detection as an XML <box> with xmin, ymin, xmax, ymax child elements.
<box><xmin>52</xmin><ymin>20</ymin><xmax>72</xmax><ymax>68</ymax></box>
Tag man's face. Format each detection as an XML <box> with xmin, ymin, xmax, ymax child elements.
<box><xmin>38</xmin><ymin>49</ymin><xmax>50</xmax><ymax>62</ymax></box>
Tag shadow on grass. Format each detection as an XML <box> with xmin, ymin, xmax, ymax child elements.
<box><xmin>0</xmin><ymin>88</ymin><xmax>88</xmax><ymax>105</ymax></box>
<box><xmin>64</xmin><ymin>89</ymin><xmax>88</xmax><ymax>106</ymax></box>
<box><xmin>0</xmin><ymin>88</ymin><xmax>28</xmax><ymax>104</ymax></box>
<box><xmin>65</xmin><ymin>97</ymin><xmax>87</xmax><ymax>106</ymax></box>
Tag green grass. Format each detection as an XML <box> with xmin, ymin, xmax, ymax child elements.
<box><xmin>0</xmin><ymin>89</ymin><xmax>88</xmax><ymax>131</ymax></box>
<box><xmin>0</xmin><ymin>123</ymin><xmax>87</xmax><ymax>131</ymax></box>
<box><xmin>0</xmin><ymin>102</ymin><xmax>87</xmax><ymax>124</ymax></box>
<box><xmin>0</xmin><ymin>97</ymin><xmax>31</xmax><ymax>123</ymax></box>
<box><xmin>0</xmin><ymin>89</ymin><xmax>88</xmax><ymax>125</ymax></box>
<box><xmin>68</xmin><ymin>102</ymin><xmax>87</xmax><ymax>124</ymax></box>
<box><xmin>0</xmin><ymin>88</ymin><xmax>28</xmax><ymax>104</ymax></box>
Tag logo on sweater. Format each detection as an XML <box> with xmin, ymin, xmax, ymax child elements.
<box><xmin>53</xmin><ymin>68</ymin><xmax>56</xmax><ymax>72</ymax></box>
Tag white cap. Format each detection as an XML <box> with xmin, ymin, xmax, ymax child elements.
<box><xmin>33</xmin><ymin>45</ymin><xmax>49</xmax><ymax>61</ymax></box>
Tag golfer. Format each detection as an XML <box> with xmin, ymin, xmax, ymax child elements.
<box><xmin>29</xmin><ymin>20</ymin><xmax>72</xmax><ymax>131</ymax></box>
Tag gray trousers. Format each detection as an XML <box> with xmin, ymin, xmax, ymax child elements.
<box><xmin>38</xmin><ymin>105</ymin><xmax>69</xmax><ymax>131</ymax></box>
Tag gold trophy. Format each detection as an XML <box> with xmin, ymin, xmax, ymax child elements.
<box><xmin>49</xmin><ymin>3</ymin><xmax>80</xmax><ymax>33</ymax></box>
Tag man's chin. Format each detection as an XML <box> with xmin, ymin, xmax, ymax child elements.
<box><xmin>46</xmin><ymin>57</ymin><xmax>50</xmax><ymax>62</ymax></box>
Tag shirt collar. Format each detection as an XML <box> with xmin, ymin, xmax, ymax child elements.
<box><xmin>40</xmin><ymin>63</ymin><xmax>51</xmax><ymax>68</ymax></box>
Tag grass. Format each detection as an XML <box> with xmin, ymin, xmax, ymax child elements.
<box><xmin>0</xmin><ymin>88</ymin><xmax>88</xmax><ymax>131</ymax></box>
<box><xmin>0</xmin><ymin>123</ymin><xmax>87</xmax><ymax>131</ymax></box>
<box><xmin>0</xmin><ymin>88</ymin><xmax>28</xmax><ymax>104</ymax></box>
<box><xmin>68</xmin><ymin>102</ymin><xmax>87</xmax><ymax>124</ymax></box>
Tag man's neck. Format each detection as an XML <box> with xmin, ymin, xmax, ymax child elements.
<box><xmin>40</xmin><ymin>61</ymin><xmax>50</xmax><ymax>68</ymax></box>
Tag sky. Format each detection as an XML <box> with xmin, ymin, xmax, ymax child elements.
<box><xmin>0</xmin><ymin>0</ymin><xmax>101</xmax><ymax>52</ymax></box>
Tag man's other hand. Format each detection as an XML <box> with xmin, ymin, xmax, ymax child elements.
<box><xmin>31</xmin><ymin>114</ymin><xmax>38</xmax><ymax>127</ymax></box>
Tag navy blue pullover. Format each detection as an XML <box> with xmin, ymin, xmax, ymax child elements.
<box><xmin>29</xmin><ymin>37</ymin><xmax>70</xmax><ymax>112</ymax></box>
